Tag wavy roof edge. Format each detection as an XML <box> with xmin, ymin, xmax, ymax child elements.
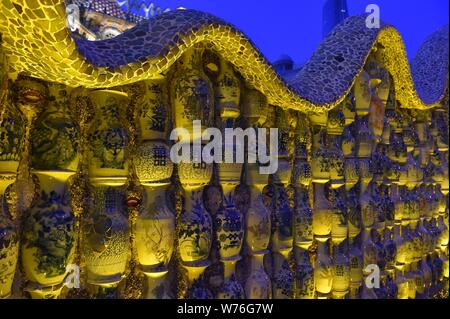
<box><xmin>0</xmin><ymin>4</ymin><xmax>448</xmax><ymax>113</ymax></box>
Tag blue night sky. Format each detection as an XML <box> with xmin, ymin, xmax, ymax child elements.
<box><xmin>127</xmin><ymin>0</ymin><xmax>449</xmax><ymax>65</ymax></box>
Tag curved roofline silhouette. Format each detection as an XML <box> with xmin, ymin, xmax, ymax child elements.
<box><xmin>0</xmin><ymin>2</ymin><xmax>448</xmax><ymax>113</ymax></box>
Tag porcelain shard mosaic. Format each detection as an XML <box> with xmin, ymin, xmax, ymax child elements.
<box><xmin>0</xmin><ymin>0</ymin><xmax>448</xmax><ymax>299</ymax></box>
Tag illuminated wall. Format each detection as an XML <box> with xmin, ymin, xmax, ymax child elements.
<box><xmin>0</xmin><ymin>1</ymin><xmax>448</xmax><ymax>299</ymax></box>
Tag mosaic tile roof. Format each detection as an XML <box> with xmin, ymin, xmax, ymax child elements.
<box><xmin>0</xmin><ymin>2</ymin><xmax>448</xmax><ymax>113</ymax></box>
<box><xmin>290</xmin><ymin>15</ymin><xmax>386</xmax><ymax>105</ymax></box>
<box><xmin>410</xmin><ymin>24</ymin><xmax>449</xmax><ymax>105</ymax></box>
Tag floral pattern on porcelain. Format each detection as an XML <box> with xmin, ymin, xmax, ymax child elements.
<box><xmin>136</xmin><ymin>191</ymin><xmax>175</xmax><ymax>273</ymax></box>
<box><xmin>215</xmin><ymin>194</ymin><xmax>244</xmax><ymax>261</ymax></box>
<box><xmin>139</xmin><ymin>81</ymin><xmax>168</xmax><ymax>140</ymax></box>
<box><xmin>294</xmin><ymin>188</ymin><xmax>313</xmax><ymax>250</ymax></box>
<box><xmin>245</xmin><ymin>256</ymin><xmax>271</xmax><ymax>299</ymax></box>
<box><xmin>22</xmin><ymin>190</ymin><xmax>75</xmax><ymax>286</ymax></box>
<box><xmin>245</xmin><ymin>188</ymin><xmax>271</xmax><ymax>254</ymax></box>
<box><xmin>83</xmin><ymin>186</ymin><xmax>129</xmax><ymax>285</ymax></box>
<box><xmin>87</xmin><ymin>90</ymin><xmax>130</xmax><ymax>184</ymax></box>
<box><xmin>172</xmin><ymin>50</ymin><xmax>214</xmax><ymax>137</ymax></box>
<box><xmin>179</xmin><ymin>192</ymin><xmax>212</xmax><ymax>264</ymax></box>
<box><xmin>273</xmin><ymin>257</ymin><xmax>294</xmax><ymax>299</ymax></box>
<box><xmin>31</xmin><ymin>85</ymin><xmax>78</xmax><ymax>171</ymax></box>
<box><xmin>134</xmin><ymin>141</ymin><xmax>173</xmax><ymax>184</ymax></box>
<box><xmin>0</xmin><ymin>99</ymin><xmax>23</xmax><ymax>165</ymax></box>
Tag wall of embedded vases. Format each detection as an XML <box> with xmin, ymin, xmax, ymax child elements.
<box><xmin>0</xmin><ymin>46</ymin><xmax>449</xmax><ymax>299</ymax></box>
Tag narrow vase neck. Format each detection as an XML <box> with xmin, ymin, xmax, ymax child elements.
<box><xmin>33</xmin><ymin>171</ymin><xmax>73</xmax><ymax>195</ymax></box>
<box><xmin>250</xmin><ymin>254</ymin><xmax>265</xmax><ymax>272</ymax></box>
<box><xmin>223</xmin><ymin>260</ymin><xmax>237</xmax><ymax>280</ymax></box>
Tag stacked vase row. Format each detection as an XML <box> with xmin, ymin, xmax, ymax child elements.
<box><xmin>0</xmin><ymin>47</ymin><xmax>448</xmax><ymax>299</ymax></box>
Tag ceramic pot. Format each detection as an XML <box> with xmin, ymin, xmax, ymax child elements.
<box><xmin>314</xmin><ymin>240</ymin><xmax>333</xmax><ymax>299</ymax></box>
<box><xmin>216</xmin><ymin>59</ymin><xmax>241</xmax><ymax>119</ymax></box>
<box><xmin>0</xmin><ymin>90</ymin><xmax>22</xmax><ymax>299</ymax></box>
<box><xmin>383</xmin><ymin>228</ymin><xmax>397</xmax><ymax>273</ymax></box>
<box><xmin>342</xmin><ymin>95</ymin><xmax>356</xmax><ymax>125</ymax></box>
<box><xmin>134</xmin><ymin>141</ymin><xmax>173</xmax><ymax>186</ymax></box>
<box><xmin>381</xmin><ymin>118</ymin><xmax>391</xmax><ymax>145</ymax></box>
<box><xmin>395</xmin><ymin>269</ymin><xmax>409</xmax><ymax>299</ymax></box>
<box><xmin>0</xmin><ymin>96</ymin><xmax>24</xmax><ymax>178</ymax></box>
<box><xmin>245</xmin><ymin>162</ymin><xmax>270</xmax><ymax>254</ymax></box>
<box><xmin>392</xmin><ymin>185</ymin><xmax>405</xmax><ymax>225</ymax></box>
<box><xmin>347</xmin><ymin>187</ymin><xmax>362</xmax><ymax>239</ymax></box>
<box><xmin>135</xmin><ymin>186</ymin><xmax>175</xmax><ymax>297</ymax></box>
<box><xmin>356</xmin><ymin>117</ymin><xmax>374</xmax><ymax>158</ymax></box>
<box><xmin>217</xmin><ymin>144</ymin><xmax>244</xmax><ymax>261</ymax></box>
<box><xmin>178</xmin><ymin>150</ymin><xmax>213</xmax><ymax>286</ymax></box>
<box><xmin>295</xmin><ymin>114</ymin><xmax>311</xmax><ymax>157</ymax></box>
<box><xmin>349</xmin><ymin>238</ymin><xmax>363</xmax><ymax>299</ymax></box>
<box><xmin>328</xmin><ymin>136</ymin><xmax>345</xmax><ymax>189</ymax></box>
<box><xmin>394</xmin><ymin>225</ymin><xmax>407</xmax><ymax>270</ymax></box>
<box><xmin>185</xmin><ymin>278</ymin><xmax>213</xmax><ymax>299</ymax></box>
<box><xmin>294</xmin><ymin>248</ymin><xmax>315</xmax><ymax>299</ymax></box>
<box><xmin>433</xmin><ymin>110</ymin><xmax>449</xmax><ymax>152</ymax></box>
<box><xmin>293</xmin><ymin>159</ymin><xmax>312</xmax><ymax>188</ymax></box>
<box><xmin>327</xmin><ymin>106</ymin><xmax>345</xmax><ymax>137</ymax></box>
<box><xmin>382</xmin><ymin>185</ymin><xmax>395</xmax><ymax>229</ymax></box>
<box><xmin>216</xmin><ymin>192</ymin><xmax>244</xmax><ymax>262</ymax></box>
<box><xmin>88</xmin><ymin>90</ymin><xmax>130</xmax><ymax>186</ymax></box>
<box><xmin>22</xmin><ymin>172</ymin><xmax>75</xmax><ymax>298</ymax></box>
<box><xmin>241</xmin><ymin>89</ymin><xmax>268</xmax><ymax>126</ymax></box>
<box><xmin>388</xmin><ymin>132</ymin><xmax>407</xmax><ymax>165</ymax></box>
<box><xmin>354</xmin><ymin>70</ymin><xmax>371</xmax><ymax>116</ymax></box>
<box><xmin>270</xmin><ymin>185</ymin><xmax>293</xmax><ymax>253</ymax></box>
<box><xmin>245</xmin><ymin>185</ymin><xmax>271</xmax><ymax>254</ymax></box>
<box><xmin>23</xmin><ymin>82</ymin><xmax>78</xmax><ymax>299</ymax></box>
<box><xmin>362</xmin><ymin>230</ymin><xmax>378</xmax><ymax>277</ymax></box>
<box><xmin>358</xmin><ymin>158</ymin><xmax>372</xmax><ymax>192</ymax></box>
<box><xmin>406</xmin><ymin>152</ymin><xmax>421</xmax><ymax>189</ymax></box>
<box><xmin>360</xmin><ymin>183</ymin><xmax>376</xmax><ymax>230</ymax></box>
<box><xmin>403</xmin><ymin>125</ymin><xmax>418</xmax><ymax>154</ymax></box>
<box><xmin>245</xmin><ymin>254</ymin><xmax>271</xmax><ymax>299</ymax></box>
<box><xmin>366</xmin><ymin>61</ymin><xmax>391</xmax><ymax>105</ymax></box>
<box><xmin>372</xmin><ymin>185</ymin><xmax>386</xmax><ymax>230</ymax></box>
<box><xmin>143</xmin><ymin>271</ymin><xmax>172</xmax><ymax>299</ymax></box>
<box><xmin>293</xmin><ymin>186</ymin><xmax>313</xmax><ymax>250</ymax></box>
<box><xmin>178</xmin><ymin>157</ymin><xmax>213</xmax><ymax>189</ymax></box>
<box><xmin>178</xmin><ymin>189</ymin><xmax>212</xmax><ymax>266</ymax></box>
<box><xmin>274</xmin><ymin>108</ymin><xmax>293</xmax><ymax>185</ymax></box>
<box><xmin>308</xmin><ymin>110</ymin><xmax>328</xmax><ymax>128</ymax></box>
<box><xmin>216</xmin><ymin>260</ymin><xmax>244</xmax><ymax>299</ymax></box>
<box><xmin>421</xmin><ymin>258</ymin><xmax>433</xmax><ymax>298</ymax></box>
<box><xmin>370</xmin><ymin>144</ymin><xmax>390</xmax><ymax>183</ymax></box>
<box><xmin>83</xmin><ymin>186</ymin><xmax>129</xmax><ymax>287</ymax></box>
<box><xmin>311</xmin><ymin>128</ymin><xmax>330</xmax><ymax>183</ymax></box>
<box><xmin>272</xmin><ymin>252</ymin><xmax>294</xmax><ymax>299</ymax></box>
<box><xmin>344</xmin><ymin>157</ymin><xmax>359</xmax><ymax>191</ymax></box>
<box><xmin>330</xmin><ymin>188</ymin><xmax>348</xmax><ymax>245</ymax></box>
<box><xmin>332</xmin><ymin>242</ymin><xmax>350</xmax><ymax>299</ymax></box>
<box><xmin>366</xmin><ymin>63</ymin><xmax>390</xmax><ymax>139</ymax></box>
<box><xmin>171</xmin><ymin>49</ymin><xmax>214</xmax><ymax>140</ymax></box>
<box><xmin>13</xmin><ymin>76</ymin><xmax>48</xmax><ymax>172</ymax></box>
<box><xmin>312</xmin><ymin>183</ymin><xmax>332</xmax><ymax>242</ymax></box>
<box><xmin>341</xmin><ymin>126</ymin><xmax>355</xmax><ymax>158</ymax></box>
<box><xmin>31</xmin><ymin>83</ymin><xmax>78</xmax><ymax>171</ymax></box>
<box><xmin>138</xmin><ymin>80</ymin><xmax>169</xmax><ymax>141</ymax></box>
